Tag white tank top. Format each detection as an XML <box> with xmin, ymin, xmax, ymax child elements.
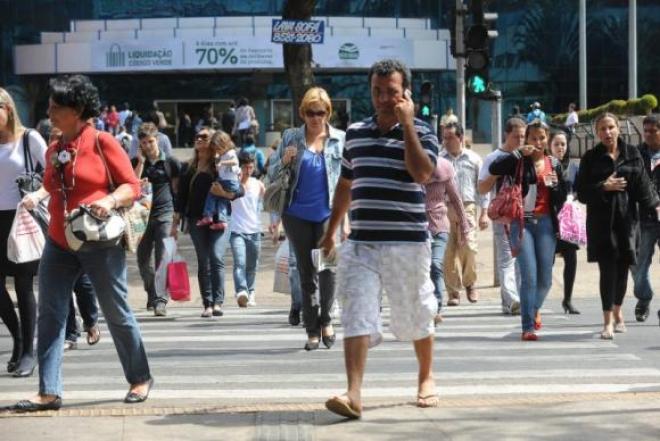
<box><xmin>230</xmin><ymin>178</ymin><xmax>262</xmax><ymax>234</ymax></box>
<box><xmin>0</xmin><ymin>130</ymin><xmax>47</xmax><ymax>210</ymax></box>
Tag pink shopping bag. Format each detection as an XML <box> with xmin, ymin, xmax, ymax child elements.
<box><xmin>166</xmin><ymin>260</ymin><xmax>191</xmax><ymax>302</ymax></box>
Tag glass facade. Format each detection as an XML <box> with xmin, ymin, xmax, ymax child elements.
<box><xmin>1</xmin><ymin>0</ymin><xmax>659</xmax><ymax>141</ymax></box>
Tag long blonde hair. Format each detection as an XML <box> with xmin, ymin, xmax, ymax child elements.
<box><xmin>0</xmin><ymin>87</ymin><xmax>25</xmax><ymax>138</ymax></box>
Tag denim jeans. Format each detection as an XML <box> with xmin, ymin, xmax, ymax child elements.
<box><xmin>631</xmin><ymin>221</ymin><xmax>660</xmax><ymax>304</ymax></box>
<box><xmin>230</xmin><ymin>232</ymin><xmax>261</xmax><ymax>294</ymax></box>
<box><xmin>38</xmin><ymin>240</ymin><xmax>151</xmax><ymax>397</ymax></box>
<box><xmin>65</xmin><ymin>273</ymin><xmax>99</xmax><ymax>342</ymax></box>
<box><xmin>203</xmin><ymin>179</ymin><xmax>240</xmax><ymax>223</ymax></box>
<box><xmin>288</xmin><ymin>241</ymin><xmax>303</xmax><ymax>310</ymax></box>
<box><xmin>493</xmin><ymin>222</ymin><xmax>521</xmax><ymax>309</ymax></box>
<box><xmin>430</xmin><ymin>232</ymin><xmax>449</xmax><ymax>309</ymax></box>
<box><xmin>510</xmin><ymin>215</ymin><xmax>556</xmax><ymax>332</ymax></box>
<box><xmin>137</xmin><ymin>217</ymin><xmax>172</xmax><ymax>306</ymax></box>
<box><xmin>188</xmin><ymin>219</ymin><xmax>231</xmax><ymax>308</ymax></box>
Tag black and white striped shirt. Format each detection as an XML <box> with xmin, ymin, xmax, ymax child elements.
<box><xmin>341</xmin><ymin>116</ymin><xmax>439</xmax><ymax>243</ymax></box>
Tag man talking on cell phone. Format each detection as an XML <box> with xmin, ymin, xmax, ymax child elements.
<box><xmin>319</xmin><ymin>59</ymin><xmax>440</xmax><ymax>419</ymax></box>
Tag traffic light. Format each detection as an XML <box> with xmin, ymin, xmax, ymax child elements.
<box><xmin>419</xmin><ymin>81</ymin><xmax>433</xmax><ymax>122</ymax></box>
<box><xmin>465</xmin><ymin>0</ymin><xmax>498</xmax><ymax>97</ymax></box>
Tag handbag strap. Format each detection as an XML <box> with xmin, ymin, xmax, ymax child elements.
<box><xmin>22</xmin><ymin>129</ymin><xmax>34</xmax><ymax>174</ymax></box>
<box><xmin>94</xmin><ymin>131</ymin><xmax>117</xmax><ymax>192</ymax></box>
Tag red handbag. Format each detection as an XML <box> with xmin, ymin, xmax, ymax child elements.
<box><xmin>487</xmin><ymin>158</ymin><xmax>525</xmax><ymax>256</ymax></box>
<box><xmin>167</xmin><ymin>260</ymin><xmax>191</xmax><ymax>302</ymax></box>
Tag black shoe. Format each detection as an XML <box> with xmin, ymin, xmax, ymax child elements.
<box><xmin>636</xmin><ymin>300</ymin><xmax>650</xmax><ymax>322</ymax></box>
<box><xmin>288</xmin><ymin>307</ymin><xmax>301</xmax><ymax>326</ymax></box>
<box><xmin>562</xmin><ymin>300</ymin><xmax>581</xmax><ymax>315</ymax></box>
<box><xmin>304</xmin><ymin>340</ymin><xmax>320</xmax><ymax>351</ymax></box>
<box><xmin>124</xmin><ymin>378</ymin><xmax>154</xmax><ymax>404</ymax></box>
<box><xmin>657</xmin><ymin>310</ymin><xmax>660</xmax><ymax>327</ymax></box>
<box><xmin>8</xmin><ymin>397</ymin><xmax>62</xmax><ymax>413</ymax></box>
<box><xmin>322</xmin><ymin>334</ymin><xmax>336</xmax><ymax>349</ymax></box>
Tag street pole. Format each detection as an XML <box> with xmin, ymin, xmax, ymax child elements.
<box><xmin>628</xmin><ymin>0</ymin><xmax>637</xmax><ymax>99</ymax></box>
<box><xmin>455</xmin><ymin>0</ymin><xmax>466</xmax><ymax>126</ymax></box>
<box><xmin>579</xmin><ymin>0</ymin><xmax>587</xmax><ymax>110</ymax></box>
<box><xmin>490</xmin><ymin>90</ymin><xmax>502</xmax><ymax>286</ymax></box>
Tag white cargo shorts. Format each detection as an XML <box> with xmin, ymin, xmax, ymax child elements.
<box><xmin>336</xmin><ymin>241</ymin><xmax>437</xmax><ymax>347</ymax></box>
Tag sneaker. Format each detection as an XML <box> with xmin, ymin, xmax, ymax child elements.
<box><xmin>466</xmin><ymin>286</ymin><xmax>479</xmax><ymax>303</ymax></box>
<box><xmin>63</xmin><ymin>340</ymin><xmax>78</xmax><ymax>351</ymax></box>
<box><xmin>236</xmin><ymin>291</ymin><xmax>248</xmax><ymax>308</ymax></box>
<box><xmin>146</xmin><ymin>302</ymin><xmax>154</xmax><ymax>312</ymax></box>
<box><xmin>288</xmin><ymin>306</ymin><xmax>301</xmax><ymax>326</ymax></box>
<box><xmin>434</xmin><ymin>313</ymin><xmax>443</xmax><ymax>326</ymax></box>
<box><xmin>447</xmin><ymin>292</ymin><xmax>460</xmax><ymax>307</ymax></box>
<box><xmin>510</xmin><ymin>301</ymin><xmax>521</xmax><ymax>315</ymax></box>
<box><xmin>196</xmin><ymin>216</ymin><xmax>213</xmax><ymax>227</ymax></box>
<box><xmin>154</xmin><ymin>302</ymin><xmax>167</xmax><ymax>317</ymax></box>
<box><xmin>209</xmin><ymin>222</ymin><xmax>227</xmax><ymax>231</ymax></box>
<box><xmin>212</xmin><ymin>304</ymin><xmax>224</xmax><ymax>316</ymax></box>
<box><xmin>635</xmin><ymin>300</ymin><xmax>650</xmax><ymax>322</ymax></box>
<box><xmin>201</xmin><ymin>307</ymin><xmax>213</xmax><ymax>318</ymax></box>
<box><xmin>247</xmin><ymin>291</ymin><xmax>256</xmax><ymax>307</ymax></box>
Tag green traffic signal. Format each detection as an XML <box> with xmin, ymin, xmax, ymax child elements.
<box><xmin>421</xmin><ymin>105</ymin><xmax>431</xmax><ymax>117</ymax></box>
<box><xmin>468</xmin><ymin>75</ymin><xmax>487</xmax><ymax>94</ymax></box>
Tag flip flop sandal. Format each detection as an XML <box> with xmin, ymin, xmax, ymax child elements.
<box><xmin>86</xmin><ymin>325</ymin><xmax>101</xmax><ymax>346</ymax></box>
<box><xmin>416</xmin><ymin>394</ymin><xmax>440</xmax><ymax>408</ymax></box>
<box><xmin>325</xmin><ymin>396</ymin><xmax>361</xmax><ymax>419</ymax></box>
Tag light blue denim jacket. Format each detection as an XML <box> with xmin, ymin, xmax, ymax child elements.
<box><xmin>267</xmin><ymin>124</ymin><xmax>345</xmax><ymax>209</ymax></box>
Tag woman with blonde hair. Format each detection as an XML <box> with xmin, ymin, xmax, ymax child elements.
<box><xmin>268</xmin><ymin>87</ymin><xmax>347</xmax><ymax>350</ymax></box>
<box><xmin>174</xmin><ymin>128</ymin><xmax>243</xmax><ymax>317</ymax></box>
<box><xmin>0</xmin><ymin>87</ymin><xmax>48</xmax><ymax>377</ymax></box>
<box><xmin>577</xmin><ymin>112</ymin><xmax>660</xmax><ymax>339</ymax></box>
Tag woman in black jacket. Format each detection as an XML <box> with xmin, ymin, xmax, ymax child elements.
<box><xmin>490</xmin><ymin>120</ymin><xmax>567</xmax><ymax>341</ymax></box>
<box><xmin>174</xmin><ymin>127</ymin><xmax>243</xmax><ymax>318</ymax></box>
<box><xmin>576</xmin><ymin>112</ymin><xmax>660</xmax><ymax>339</ymax></box>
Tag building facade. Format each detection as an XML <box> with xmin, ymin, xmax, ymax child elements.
<box><xmin>1</xmin><ymin>0</ymin><xmax>659</xmax><ymax>143</ymax></box>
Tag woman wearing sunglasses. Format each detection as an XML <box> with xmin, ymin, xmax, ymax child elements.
<box><xmin>174</xmin><ymin>127</ymin><xmax>243</xmax><ymax>318</ymax></box>
<box><xmin>267</xmin><ymin>87</ymin><xmax>347</xmax><ymax>351</ymax></box>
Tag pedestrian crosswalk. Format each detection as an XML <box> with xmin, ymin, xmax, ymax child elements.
<box><xmin>1</xmin><ymin>301</ymin><xmax>660</xmax><ymax>405</ymax></box>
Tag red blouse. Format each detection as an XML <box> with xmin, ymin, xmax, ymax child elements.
<box><xmin>534</xmin><ymin>156</ymin><xmax>552</xmax><ymax>216</ymax></box>
<box><xmin>43</xmin><ymin>124</ymin><xmax>140</xmax><ymax>250</ymax></box>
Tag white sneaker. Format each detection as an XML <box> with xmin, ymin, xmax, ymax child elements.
<box><xmin>247</xmin><ymin>291</ymin><xmax>256</xmax><ymax>306</ymax></box>
<box><xmin>236</xmin><ymin>291</ymin><xmax>249</xmax><ymax>308</ymax></box>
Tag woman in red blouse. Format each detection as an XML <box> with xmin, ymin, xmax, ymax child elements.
<box><xmin>8</xmin><ymin>75</ymin><xmax>153</xmax><ymax>412</ymax></box>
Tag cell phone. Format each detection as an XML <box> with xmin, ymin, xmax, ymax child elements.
<box><xmin>404</xmin><ymin>89</ymin><xmax>412</xmax><ymax>100</ymax></box>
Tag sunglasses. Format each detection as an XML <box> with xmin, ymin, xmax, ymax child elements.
<box><xmin>305</xmin><ymin>110</ymin><xmax>327</xmax><ymax>118</ymax></box>
<box><xmin>195</xmin><ymin>133</ymin><xmax>209</xmax><ymax>141</ymax></box>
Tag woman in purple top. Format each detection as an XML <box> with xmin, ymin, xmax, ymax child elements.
<box><xmin>425</xmin><ymin>157</ymin><xmax>471</xmax><ymax>324</ymax></box>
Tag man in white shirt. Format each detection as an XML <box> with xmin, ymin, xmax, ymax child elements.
<box><xmin>565</xmin><ymin>103</ymin><xmax>579</xmax><ymax>132</ymax></box>
<box><xmin>440</xmin><ymin>122</ymin><xmax>489</xmax><ymax>306</ymax></box>
<box><xmin>478</xmin><ymin>117</ymin><xmax>526</xmax><ymax>314</ymax></box>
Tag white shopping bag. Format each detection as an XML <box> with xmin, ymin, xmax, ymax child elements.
<box><xmin>7</xmin><ymin>204</ymin><xmax>45</xmax><ymax>263</ymax></box>
<box><xmin>273</xmin><ymin>239</ymin><xmax>290</xmax><ymax>294</ymax></box>
<box><xmin>154</xmin><ymin>236</ymin><xmax>177</xmax><ymax>299</ymax></box>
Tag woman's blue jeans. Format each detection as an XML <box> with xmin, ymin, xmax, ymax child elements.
<box><xmin>188</xmin><ymin>219</ymin><xmax>231</xmax><ymax>307</ymax></box>
<box><xmin>38</xmin><ymin>240</ymin><xmax>151</xmax><ymax>397</ymax></box>
<box><xmin>230</xmin><ymin>232</ymin><xmax>261</xmax><ymax>294</ymax></box>
<box><xmin>510</xmin><ymin>215</ymin><xmax>557</xmax><ymax>333</ymax></box>
<box><xmin>430</xmin><ymin>232</ymin><xmax>449</xmax><ymax>310</ymax></box>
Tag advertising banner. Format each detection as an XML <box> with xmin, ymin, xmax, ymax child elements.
<box><xmin>189</xmin><ymin>38</ymin><xmax>283</xmax><ymax>69</ymax></box>
<box><xmin>271</xmin><ymin>19</ymin><xmax>325</xmax><ymax>44</ymax></box>
<box><xmin>92</xmin><ymin>40</ymin><xmax>182</xmax><ymax>71</ymax></box>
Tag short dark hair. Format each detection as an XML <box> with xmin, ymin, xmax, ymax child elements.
<box><xmin>49</xmin><ymin>74</ymin><xmax>101</xmax><ymax>120</ymax></box>
<box><xmin>137</xmin><ymin>122</ymin><xmax>158</xmax><ymax>139</ymax></box>
<box><xmin>244</xmin><ymin>133</ymin><xmax>255</xmax><ymax>145</ymax></box>
<box><xmin>505</xmin><ymin>116</ymin><xmax>526</xmax><ymax>133</ymax></box>
<box><xmin>444</xmin><ymin>121</ymin><xmax>464</xmax><ymax>138</ymax></box>
<box><xmin>238</xmin><ymin>151</ymin><xmax>256</xmax><ymax>166</ymax></box>
<box><xmin>238</xmin><ymin>97</ymin><xmax>249</xmax><ymax>107</ymax></box>
<box><xmin>643</xmin><ymin>115</ymin><xmax>659</xmax><ymax>129</ymax></box>
<box><xmin>368</xmin><ymin>59</ymin><xmax>411</xmax><ymax>90</ymax></box>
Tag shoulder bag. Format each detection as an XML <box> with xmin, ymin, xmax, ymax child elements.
<box><xmin>487</xmin><ymin>157</ymin><xmax>524</xmax><ymax>256</ymax></box>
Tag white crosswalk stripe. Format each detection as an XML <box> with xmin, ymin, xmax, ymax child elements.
<box><xmin>2</xmin><ymin>302</ymin><xmax>660</xmax><ymax>405</ymax></box>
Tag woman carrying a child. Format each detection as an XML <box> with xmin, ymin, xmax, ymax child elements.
<box><xmin>174</xmin><ymin>127</ymin><xmax>243</xmax><ymax>318</ymax></box>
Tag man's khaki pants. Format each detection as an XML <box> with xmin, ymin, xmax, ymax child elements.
<box><xmin>444</xmin><ymin>203</ymin><xmax>478</xmax><ymax>296</ymax></box>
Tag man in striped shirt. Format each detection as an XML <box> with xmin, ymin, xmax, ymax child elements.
<box><xmin>319</xmin><ymin>59</ymin><xmax>440</xmax><ymax>419</ymax></box>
